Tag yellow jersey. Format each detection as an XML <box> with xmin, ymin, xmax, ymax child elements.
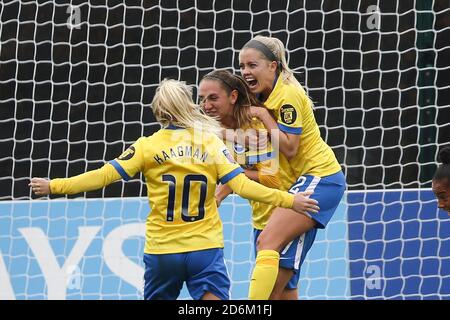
<box><xmin>264</xmin><ymin>76</ymin><xmax>342</xmax><ymax>178</ymax></box>
<box><xmin>109</xmin><ymin>125</ymin><xmax>245</xmax><ymax>254</ymax></box>
<box><xmin>225</xmin><ymin>118</ymin><xmax>295</xmax><ymax>230</ymax></box>
<box><xmin>50</xmin><ymin>125</ymin><xmax>296</xmax><ymax>254</ymax></box>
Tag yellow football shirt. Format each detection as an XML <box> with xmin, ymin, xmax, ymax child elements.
<box><xmin>264</xmin><ymin>76</ymin><xmax>342</xmax><ymax>178</ymax></box>
<box><xmin>49</xmin><ymin>125</ymin><xmax>296</xmax><ymax>253</ymax></box>
<box><xmin>110</xmin><ymin>125</ymin><xmax>244</xmax><ymax>254</ymax></box>
<box><xmin>225</xmin><ymin>118</ymin><xmax>295</xmax><ymax>230</ymax></box>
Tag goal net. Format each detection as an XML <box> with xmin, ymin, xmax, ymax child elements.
<box><xmin>0</xmin><ymin>0</ymin><xmax>449</xmax><ymax>299</ymax></box>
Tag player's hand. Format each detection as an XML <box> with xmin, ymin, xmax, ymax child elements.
<box><xmin>249</xmin><ymin>106</ymin><xmax>263</xmax><ymax>118</ymax></box>
<box><xmin>215</xmin><ymin>183</ymin><xmax>232</xmax><ymax>208</ymax></box>
<box><xmin>244</xmin><ymin>129</ymin><xmax>269</xmax><ymax>152</ymax></box>
<box><xmin>292</xmin><ymin>191</ymin><xmax>319</xmax><ymax>215</ymax></box>
<box><xmin>29</xmin><ymin>178</ymin><xmax>51</xmax><ymax>196</ymax></box>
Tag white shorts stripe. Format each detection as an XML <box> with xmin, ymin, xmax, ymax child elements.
<box><xmin>223</xmin><ymin>255</ymin><xmax>231</xmax><ymax>298</ymax></box>
<box><xmin>305</xmin><ymin>176</ymin><xmax>321</xmax><ymax>193</ymax></box>
<box><xmin>293</xmin><ymin>176</ymin><xmax>320</xmax><ymax>269</ymax></box>
<box><xmin>294</xmin><ymin>233</ymin><xmax>306</xmax><ymax>270</ymax></box>
<box><xmin>281</xmin><ymin>240</ymin><xmax>293</xmax><ymax>255</ymax></box>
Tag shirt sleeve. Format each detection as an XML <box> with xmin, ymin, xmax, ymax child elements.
<box><xmin>245</xmin><ymin>126</ymin><xmax>274</xmax><ymax>165</ymax></box>
<box><xmin>254</xmin><ymin>160</ymin><xmax>281</xmax><ymax>189</ymax></box>
<box><xmin>210</xmin><ymin>136</ymin><xmax>245</xmax><ymax>184</ymax></box>
<box><xmin>226</xmin><ymin>173</ymin><xmax>294</xmax><ymax>209</ymax></box>
<box><xmin>50</xmin><ymin>163</ymin><xmax>121</xmax><ymax>194</ymax></box>
<box><xmin>109</xmin><ymin>138</ymin><xmax>145</xmax><ymax>181</ymax></box>
<box><xmin>276</xmin><ymin>89</ymin><xmax>309</xmax><ymax>135</ymax></box>
<box><xmin>245</xmin><ymin>124</ymin><xmax>280</xmax><ymax>188</ymax></box>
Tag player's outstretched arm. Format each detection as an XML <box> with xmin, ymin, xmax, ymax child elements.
<box><xmin>29</xmin><ymin>163</ymin><xmax>121</xmax><ymax>196</ymax></box>
<box><xmin>226</xmin><ymin>173</ymin><xmax>319</xmax><ymax>215</ymax></box>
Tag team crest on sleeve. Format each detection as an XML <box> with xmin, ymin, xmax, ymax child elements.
<box><xmin>118</xmin><ymin>146</ymin><xmax>135</xmax><ymax>161</ymax></box>
<box><xmin>222</xmin><ymin>147</ymin><xmax>236</xmax><ymax>164</ymax></box>
<box><xmin>280</xmin><ymin>104</ymin><xmax>297</xmax><ymax>125</ymax></box>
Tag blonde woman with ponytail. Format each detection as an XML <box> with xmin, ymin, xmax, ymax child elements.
<box><xmin>29</xmin><ymin>78</ymin><xmax>320</xmax><ymax>300</ymax></box>
<box><xmin>239</xmin><ymin>36</ymin><xmax>346</xmax><ymax>300</ymax></box>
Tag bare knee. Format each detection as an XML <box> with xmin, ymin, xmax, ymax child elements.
<box><xmin>256</xmin><ymin>231</ymin><xmax>287</xmax><ymax>252</ymax></box>
<box><xmin>256</xmin><ymin>232</ymin><xmax>274</xmax><ymax>251</ymax></box>
<box><xmin>256</xmin><ymin>231</ymin><xmax>284</xmax><ymax>252</ymax></box>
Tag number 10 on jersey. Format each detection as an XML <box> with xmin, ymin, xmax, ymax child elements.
<box><xmin>162</xmin><ymin>174</ymin><xmax>208</xmax><ymax>222</ymax></box>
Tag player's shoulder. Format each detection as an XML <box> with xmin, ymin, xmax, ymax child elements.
<box><xmin>203</xmin><ymin>130</ymin><xmax>224</xmax><ymax>147</ymax></box>
<box><xmin>135</xmin><ymin>134</ymin><xmax>153</xmax><ymax>145</ymax></box>
<box><xmin>277</xmin><ymin>81</ymin><xmax>310</xmax><ymax>111</ymax></box>
<box><xmin>201</xmin><ymin>131</ymin><xmax>228</xmax><ymax>158</ymax></box>
<box><xmin>131</xmin><ymin>131</ymin><xmax>162</xmax><ymax>150</ymax></box>
<box><xmin>279</xmin><ymin>80</ymin><xmax>306</xmax><ymax>99</ymax></box>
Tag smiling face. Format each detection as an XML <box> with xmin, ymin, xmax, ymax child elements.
<box><xmin>239</xmin><ymin>48</ymin><xmax>278</xmax><ymax>98</ymax></box>
<box><xmin>432</xmin><ymin>178</ymin><xmax>450</xmax><ymax>213</ymax></box>
<box><xmin>198</xmin><ymin>79</ymin><xmax>236</xmax><ymax>122</ymax></box>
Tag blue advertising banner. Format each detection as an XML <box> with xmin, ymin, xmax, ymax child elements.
<box><xmin>0</xmin><ymin>190</ymin><xmax>448</xmax><ymax>300</ymax></box>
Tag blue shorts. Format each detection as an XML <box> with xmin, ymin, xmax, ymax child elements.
<box><xmin>143</xmin><ymin>248</ymin><xmax>230</xmax><ymax>300</ymax></box>
<box><xmin>253</xmin><ymin>170</ymin><xmax>346</xmax><ymax>289</ymax></box>
<box><xmin>288</xmin><ymin>171</ymin><xmax>346</xmax><ymax>229</ymax></box>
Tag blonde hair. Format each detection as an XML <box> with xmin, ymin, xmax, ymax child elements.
<box><xmin>245</xmin><ymin>35</ymin><xmax>314</xmax><ymax>108</ymax></box>
<box><xmin>151</xmin><ymin>79</ymin><xmax>222</xmax><ymax>135</ymax></box>
<box><xmin>247</xmin><ymin>35</ymin><xmax>300</xmax><ymax>87</ymax></box>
